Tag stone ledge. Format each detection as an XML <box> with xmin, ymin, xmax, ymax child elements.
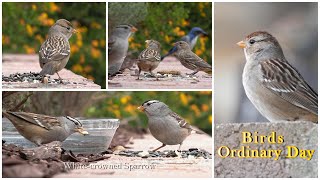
<box><xmin>2</xmin><ymin>54</ymin><xmax>101</xmax><ymax>89</ymax></box>
<box><xmin>214</xmin><ymin>121</ymin><xmax>318</xmax><ymax>178</ymax></box>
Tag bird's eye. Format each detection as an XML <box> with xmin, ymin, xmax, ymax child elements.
<box><xmin>249</xmin><ymin>39</ymin><xmax>255</xmax><ymax>44</ymax></box>
<box><xmin>67</xmin><ymin>27</ymin><xmax>71</xmax><ymax>30</ymax></box>
<box><xmin>146</xmin><ymin>103</ymin><xmax>151</xmax><ymax>106</ymax></box>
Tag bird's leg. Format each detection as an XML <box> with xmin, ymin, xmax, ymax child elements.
<box><xmin>152</xmin><ymin>143</ymin><xmax>166</xmax><ymax>152</ymax></box>
<box><xmin>56</xmin><ymin>72</ymin><xmax>64</xmax><ymax>84</ymax></box>
<box><xmin>136</xmin><ymin>69</ymin><xmax>141</xmax><ymax>80</ymax></box>
<box><xmin>178</xmin><ymin>143</ymin><xmax>183</xmax><ymax>151</ymax></box>
<box><xmin>187</xmin><ymin>71</ymin><xmax>199</xmax><ymax>76</ymax></box>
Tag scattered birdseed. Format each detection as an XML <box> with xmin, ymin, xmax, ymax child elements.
<box><xmin>117</xmin><ymin>148</ymin><xmax>212</xmax><ymax>159</ymax></box>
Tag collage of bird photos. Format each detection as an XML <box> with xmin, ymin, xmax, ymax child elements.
<box><xmin>1</xmin><ymin>1</ymin><xmax>318</xmax><ymax>179</ymax></box>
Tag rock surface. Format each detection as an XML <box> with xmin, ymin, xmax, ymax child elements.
<box><xmin>2</xmin><ymin>54</ymin><xmax>101</xmax><ymax>89</ymax></box>
<box><xmin>214</xmin><ymin>121</ymin><xmax>318</xmax><ymax>178</ymax></box>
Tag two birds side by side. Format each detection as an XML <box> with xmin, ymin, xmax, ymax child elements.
<box><xmin>108</xmin><ymin>25</ymin><xmax>212</xmax><ymax>79</ymax></box>
<box><xmin>3</xmin><ymin>100</ymin><xmax>205</xmax><ymax>152</ymax></box>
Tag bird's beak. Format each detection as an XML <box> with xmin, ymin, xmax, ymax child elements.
<box><xmin>75</xmin><ymin>127</ymin><xmax>89</xmax><ymax>135</ymax></box>
<box><xmin>72</xmin><ymin>29</ymin><xmax>78</xmax><ymax>34</ymax></box>
<box><xmin>137</xmin><ymin>106</ymin><xmax>145</xmax><ymax>111</ymax></box>
<box><xmin>131</xmin><ymin>26</ymin><xmax>138</xmax><ymax>32</ymax></box>
<box><xmin>237</xmin><ymin>41</ymin><xmax>246</xmax><ymax>48</ymax></box>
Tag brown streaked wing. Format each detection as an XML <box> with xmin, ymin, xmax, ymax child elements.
<box><xmin>259</xmin><ymin>59</ymin><xmax>318</xmax><ymax>114</ymax></box>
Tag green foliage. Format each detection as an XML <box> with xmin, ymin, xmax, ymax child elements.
<box><xmin>108</xmin><ymin>2</ymin><xmax>212</xmax><ymax>63</ymax></box>
<box><xmin>2</xmin><ymin>2</ymin><xmax>106</xmax><ymax>88</ymax></box>
<box><xmin>86</xmin><ymin>91</ymin><xmax>212</xmax><ymax>135</ymax></box>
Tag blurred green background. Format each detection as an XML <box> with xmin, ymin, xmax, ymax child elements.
<box><xmin>3</xmin><ymin>91</ymin><xmax>212</xmax><ymax>135</ymax></box>
<box><xmin>2</xmin><ymin>2</ymin><xmax>106</xmax><ymax>88</ymax></box>
<box><xmin>108</xmin><ymin>2</ymin><xmax>212</xmax><ymax>64</ymax></box>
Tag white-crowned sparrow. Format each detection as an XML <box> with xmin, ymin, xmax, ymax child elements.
<box><xmin>237</xmin><ymin>31</ymin><xmax>318</xmax><ymax>123</ymax></box>
<box><xmin>171</xmin><ymin>41</ymin><xmax>212</xmax><ymax>75</ymax></box>
<box><xmin>108</xmin><ymin>24</ymin><xmax>137</xmax><ymax>76</ymax></box>
<box><xmin>137</xmin><ymin>39</ymin><xmax>161</xmax><ymax>80</ymax></box>
<box><xmin>3</xmin><ymin>111</ymin><xmax>89</xmax><ymax>146</ymax></box>
<box><xmin>138</xmin><ymin>100</ymin><xmax>203</xmax><ymax>151</ymax></box>
<box><xmin>39</xmin><ymin>19</ymin><xmax>77</xmax><ymax>81</ymax></box>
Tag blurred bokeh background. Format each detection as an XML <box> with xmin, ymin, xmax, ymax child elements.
<box><xmin>108</xmin><ymin>2</ymin><xmax>212</xmax><ymax>64</ymax></box>
<box><xmin>2</xmin><ymin>2</ymin><xmax>106</xmax><ymax>88</ymax></box>
<box><xmin>3</xmin><ymin>91</ymin><xmax>212</xmax><ymax>134</ymax></box>
<box><xmin>215</xmin><ymin>2</ymin><xmax>318</xmax><ymax>123</ymax></box>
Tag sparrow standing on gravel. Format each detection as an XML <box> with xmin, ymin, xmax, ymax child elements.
<box><xmin>137</xmin><ymin>40</ymin><xmax>161</xmax><ymax>80</ymax></box>
<box><xmin>108</xmin><ymin>24</ymin><xmax>137</xmax><ymax>76</ymax></box>
<box><xmin>39</xmin><ymin>19</ymin><xmax>77</xmax><ymax>81</ymax></box>
<box><xmin>138</xmin><ymin>100</ymin><xmax>203</xmax><ymax>151</ymax></box>
<box><xmin>170</xmin><ymin>41</ymin><xmax>212</xmax><ymax>75</ymax></box>
<box><xmin>238</xmin><ymin>31</ymin><xmax>318</xmax><ymax>123</ymax></box>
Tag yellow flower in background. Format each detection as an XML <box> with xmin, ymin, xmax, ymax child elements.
<box><xmin>128</xmin><ymin>36</ymin><xmax>134</xmax><ymax>43</ymax></box>
<box><xmin>164</xmin><ymin>35</ymin><xmax>172</xmax><ymax>43</ymax></box>
<box><xmin>32</xmin><ymin>4</ymin><xmax>37</xmax><ymax>11</ymax></box>
<box><xmin>72</xmin><ymin>64</ymin><xmax>83</xmax><ymax>73</ymax></box>
<box><xmin>181</xmin><ymin>19</ymin><xmax>189</xmax><ymax>27</ymax></box>
<box><xmin>114</xmin><ymin>110</ymin><xmax>121</xmax><ymax>119</ymax></box>
<box><xmin>23</xmin><ymin>45</ymin><xmax>35</xmax><ymax>54</ymax></box>
<box><xmin>180</xmin><ymin>93</ymin><xmax>189</xmax><ymax>105</ymax></box>
<box><xmin>26</xmin><ymin>24</ymin><xmax>36</xmax><ymax>36</ymax></box>
<box><xmin>49</xmin><ymin>2</ymin><xmax>60</xmax><ymax>13</ymax></box>
<box><xmin>120</xmin><ymin>95</ymin><xmax>132</xmax><ymax>104</ymax></box>
<box><xmin>168</xmin><ymin>20</ymin><xmax>173</xmax><ymax>26</ymax></box>
<box><xmin>70</xmin><ymin>45</ymin><xmax>79</xmax><ymax>54</ymax></box>
<box><xmin>100</xmin><ymin>39</ymin><xmax>105</xmax><ymax>47</ymax></box>
<box><xmin>2</xmin><ymin>35</ymin><xmax>10</xmax><ymax>45</ymax></box>
<box><xmin>91</xmin><ymin>40</ymin><xmax>99</xmax><ymax>47</ymax></box>
<box><xmin>35</xmin><ymin>34</ymin><xmax>44</xmax><ymax>43</ymax></box>
<box><xmin>190</xmin><ymin>104</ymin><xmax>201</xmax><ymax>117</ymax></box>
<box><xmin>195</xmin><ymin>49</ymin><xmax>203</xmax><ymax>56</ymax></box>
<box><xmin>91</xmin><ymin>22</ymin><xmax>102</xmax><ymax>29</ymax></box>
<box><xmin>79</xmin><ymin>54</ymin><xmax>85</xmax><ymax>64</ymax></box>
<box><xmin>91</xmin><ymin>47</ymin><xmax>102</xmax><ymax>59</ymax></box>
<box><xmin>84</xmin><ymin>65</ymin><xmax>92</xmax><ymax>73</ymax></box>
<box><xmin>208</xmin><ymin>115</ymin><xmax>212</xmax><ymax>123</ymax></box>
<box><xmin>201</xmin><ymin>104</ymin><xmax>209</xmax><ymax>112</ymax></box>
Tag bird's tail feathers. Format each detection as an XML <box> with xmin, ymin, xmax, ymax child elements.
<box><xmin>40</xmin><ymin>63</ymin><xmax>55</xmax><ymax>76</ymax></box>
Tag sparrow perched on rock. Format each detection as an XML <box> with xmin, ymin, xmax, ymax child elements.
<box><xmin>162</xmin><ymin>27</ymin><xmax>208</xmax><ymax>60</ymax></box>
<box><xmin>238</xmin><ymin>31</ymin><xmax>318</xmax><ymax>123</ymax></box>
<box><xmin>3</xmin><ymin>111</ymin><xmax>89</xmax><ymax>146</ymax></box>
<box><xmin>137</xmin><ymin>40</ymin><xmax>161</xmax><ymax>80</ymax></box>
<box><xmin>138</xmin><ymin>100</ymin><xmax>203</xmax><ymax>151</ymax></box>
<box><xmin>108</xmin><ymin>24</ymin><xmax>137</xmax><ymax>76</ymax></box>
<box><xmin>39</xmin><ymin>19</ymin><xmax>77</xmax><ymax>81</ymax></box>
<box><xmin>170</xmin><ymin>41</ymin><xmax>212</xmax><ymax>75</ymax></box>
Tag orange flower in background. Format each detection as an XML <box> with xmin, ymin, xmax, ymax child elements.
<box><xmin>23</xmin><ymin>45</ymin><xmax>35</xmax><ymax>54</ymax></box>
<box><xmin>2</xmin><ymin>35</ymin><xmax>10</xmax><ymax>45</ymax></box>
<box><xmin>49</xmin><ymin>2</ymin><xmax>60</xmax><ymax>13</ymax></box>
<box><xmin>35</xmin><ymin>34</ymin><xmax>44</xmax><ymax>43</ymax></box>
<box><xmin>181</xmin><ymin>19</ymin><xmax>189</xmax><ymax>27</ymax></box>
<box><xmin>70</xmin><ymin>45</ymin><xmax>79</xmax><ymax>54</ymax></box>
<box><xmin>190</xmin><ymin>104</ymin><xmax>201</xmax><ymax>117</ymax></box>
<box><xmin>79</xmin><ymin>54</ymin><xmax>85</xmax><ymax>64</ymax></box>
<box><xmin>91</xmin><ymin>47</ymin><xmax>102</xmax><ymax>59</ymax></box>
<box><xmin>26</xmin><ymin>24</ymin><xmax>36</xmax><ymax>36</ymax></box>
<box><xmin>72</xmin><ymin>64</ymin><xmax>83</xmax><ymax>73</ymax></box>
<box><xmin>91</xmin><ymin>40</ymin><xmax>99</xmax><ymax>47</ymax></box>
<box><xmin>100</xmin><ymin>39</ymin><xmax>106</xmax><ymax>47</ymax></box>
<box><xmin>201</xmin><ymin>104</ymin><xmax>209</xmax><ymax>112</ymax></box>
<box><xmin>84</xmin><ymin>65</ymin><xmax>92</xmax><ymax>73</ymax></box>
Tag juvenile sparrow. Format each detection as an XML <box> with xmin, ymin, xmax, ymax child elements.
<box><xmin>108</xmin><ymin>24</ymin><xmax>137</xmax><ymax>76</ymax></box>
<box><xmin>171</xmin><ymin>41</ymin><xmax>212</xmax><ymax>75</ymax></box>
<box><xmin>238</xmin><ymin>31</ymin><xmax>318</xmax><ymax>123</ymax></box>
<box><xmin>138</xmin><ymin>100</ymin><xmax>203</xmax><ymax>151</ymax></box>
<box><xmin>39</xmin><ymin>19</ymin><xmax>77</xmax><ymax>81</ymax></box>
<box><xmin>137</xmin><ymin>40</ymin><xmax>161</xmax><ymax>80</ymax></box>
<box><xmin>3</xmin><ymin>111</ymin><xmax>89</xmax><ymax>146</ymax></box>
<box><xmin>162</xmin><ymin>27</ymin><xmax>208</xmax><ymax>60</ymax></box>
